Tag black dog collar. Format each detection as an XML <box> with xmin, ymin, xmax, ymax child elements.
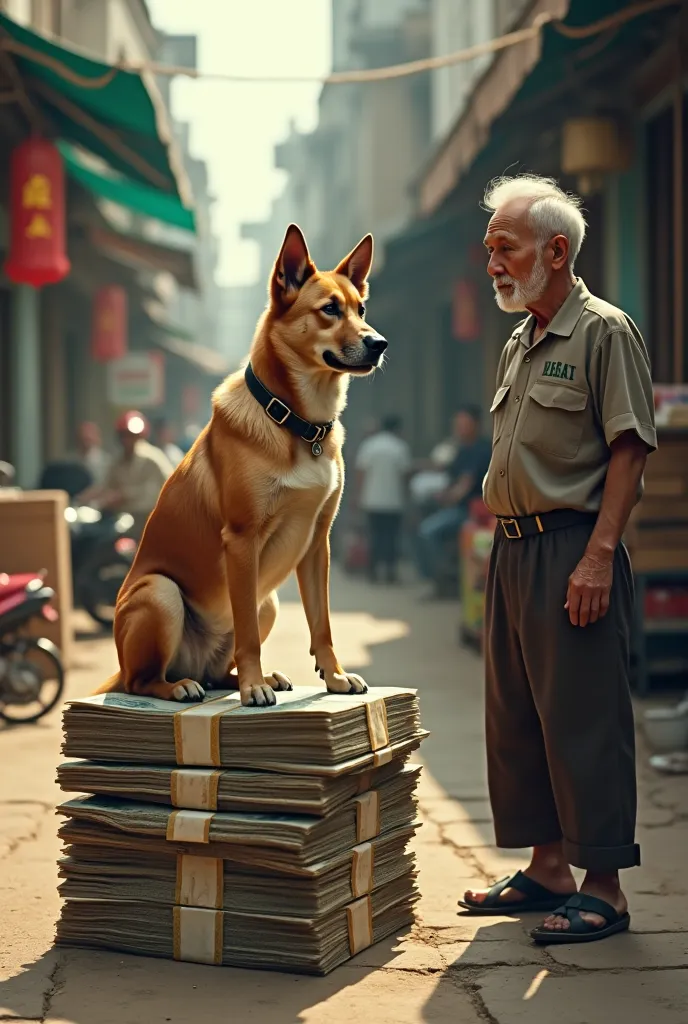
<box><xmin>244</xmin><ymin>363</ymin><xmax>334</xmax><ymax>457</ymax></box>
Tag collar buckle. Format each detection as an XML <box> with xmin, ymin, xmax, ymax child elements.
<box><xmin>266</xmin><ymin>397</ymin><xmax>290</xmax><ymax>425</ymax></box>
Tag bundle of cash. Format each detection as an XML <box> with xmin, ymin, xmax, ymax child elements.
<box><xmin>58</xmin><ymin>824</ymin><xmax>417</xmax><ymax>917</ymax></box>
<box><xmin>57</xmin><ymin>765</ymin><xmax>420</xmax><ymax>872</ymax></box>
<box><xmin>56</xmin><ymin>872</ymin><xmax>419</xmax><ymax>975</ymax></box>
<box><xmin>61</xmin><ymin>686</ymin><xmax>424</xmax><ymax>774</ymax></box>
<box><xmin>56</xmin><ymin>754</ymin><xmax>410</xmax><ymax>817</ymax></box>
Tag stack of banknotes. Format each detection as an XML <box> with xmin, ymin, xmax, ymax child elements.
<box><xmin>56</xmin><ymin>685</ymin><xmax>428</xmax><ymax>974</ymax></box>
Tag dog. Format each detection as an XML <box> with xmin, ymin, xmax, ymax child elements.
<box><xmin>95</xmin><ymin>224</ymin><xmax>388</xmax><ymax>707</ymax></box>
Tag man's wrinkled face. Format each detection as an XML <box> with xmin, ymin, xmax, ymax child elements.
<box><xmin>484</xmin><ymin>199</ymin><xmax>549</xmax><ymax>312</ymax></box>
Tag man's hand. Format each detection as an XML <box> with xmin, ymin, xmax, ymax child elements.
<box><xmin>565</xmin><ymin>549</ymin><xmax>614</xmax><ymax>627</ymax></box>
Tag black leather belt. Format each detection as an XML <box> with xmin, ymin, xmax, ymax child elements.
<box><xmin>497</xmin><ymin>509</ymin><xmax>598</xmax><ymax>540</ymax></box>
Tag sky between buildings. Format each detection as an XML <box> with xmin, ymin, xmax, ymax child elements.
<box><xmin>147</xmin><ymin>0</ymin><xmax>332</xmax><ymax>288</ymax></box>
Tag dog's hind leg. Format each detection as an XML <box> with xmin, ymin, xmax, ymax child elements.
<box><xmin>113</xmin><ymin>574</ymin><xmax>205</xmax><ymax>703</ymax></box>
<box><xmin>209</xmin><ymin>592</ymin><xmax>292</xmax><ymax>693</ymax></box>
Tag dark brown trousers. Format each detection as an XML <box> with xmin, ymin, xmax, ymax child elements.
<box><xmin>484</xmin><ymin>521</ymin><xmax>640</xmax><ymax>872</ymax></box>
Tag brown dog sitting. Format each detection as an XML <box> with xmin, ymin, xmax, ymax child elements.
<box><xmin>96</xmin><ymin>224</ymin><xmax>387</xmax><ymax>706</ymax></box>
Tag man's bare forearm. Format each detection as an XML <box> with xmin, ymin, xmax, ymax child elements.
<box><xmin>586</xmin><ymin>432</ymin><xmax>648</xmax><ymax>559</ymax></box>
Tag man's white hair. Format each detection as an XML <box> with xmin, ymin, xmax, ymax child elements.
<box><xmin>483</xmin><ymin>175</ymin><xmax>587</xmax><ymax>270</ymax></box>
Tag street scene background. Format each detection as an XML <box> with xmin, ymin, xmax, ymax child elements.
<box><xmin>1</xmin><ymin>1</ymin><xmax>688</xmax><ymax>1022</ymax></box>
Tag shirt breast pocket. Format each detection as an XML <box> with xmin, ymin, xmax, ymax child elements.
<box><xmin>490</xmin><ymin>384</ymin><xmax>511</xmax><ymax>442</ymax></box>
<box><xmin>520</xmin><ymin>381</ymin><xmax>589</xmax><ymax>459</ymax></box>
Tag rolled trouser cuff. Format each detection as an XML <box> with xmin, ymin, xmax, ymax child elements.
<box><xmin>493</xmin><ymin>820</ymin><xmax>562</xmax><ymax>850</ymax></box>
<box><xmin>563</xmin><ymin>838</ymin><xmax>641</xmax><ymax>872</ymax></box>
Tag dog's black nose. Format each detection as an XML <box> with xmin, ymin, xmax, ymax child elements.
<box><xmin>363</xmin><ymin>333</ymin><xmax>388</xmax><ymax>356</ymax></box>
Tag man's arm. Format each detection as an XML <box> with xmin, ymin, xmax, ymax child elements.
<box><xmin>441</xmin><ymin>472</ymin><xmax>476</xmax><ymax>506</ymax></box>
<box><xmin>566</xmin><ymin>431</ymin><xmax>648</xmax><ymax>627</ymax></box>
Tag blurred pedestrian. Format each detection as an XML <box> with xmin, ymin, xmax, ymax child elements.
<box><xmin>79</xmin><ymin>411</ymin><xmax>173</xmax><ymax>537</ymax></box>
<box><xmin>416</xmin><ymin>405</ymin><xmax>490</xmax><ymax>585</ymax></box>
<box><xmin>153</xmin><ymin>419</ymin><xmax>184</xmax><ymax>468</ymax></box>
<box><xmin>0</xmin><ymin>461</ymin><xmax>17</xmax><ymax>489</ymax></box>
<box><xmin>354</xmin><ymin>415</ymin><xmax>411</xmax><ymax>584</ymax></box>
<box><xmin>75</xmin><ymin>421</ymin><xmax>111</xmax><ymax>485</ymax></box>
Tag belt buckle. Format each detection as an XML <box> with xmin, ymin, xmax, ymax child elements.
<box><xmin>500</xmin><ymin>518</ymin><xmax>522</xmax><ymax>540</ymax></box>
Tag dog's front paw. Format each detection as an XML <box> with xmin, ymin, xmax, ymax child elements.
<box><xmin>264</xmin><ymin>671</ymin><xmax>293</xmax><ymax>691</ymax></box>
<box><xmin>170</xmin><ymin>680</ymin><xmax>205</xmax><ymax>702</ymax></box>
<box><xmin>324</xmin><ymin>671</ymin><xmax>368</xmax><ymax>696</ymax></box>
<box><xmin>240</xmin><ymin>682</ymin><xmax>278</xmax><ymax>707</ymax></box>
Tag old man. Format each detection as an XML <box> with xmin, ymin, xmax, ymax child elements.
<box><xmin>460</xmin><ymin>175</ymin><xmax>656</xmax><ymax>945</ymax></box>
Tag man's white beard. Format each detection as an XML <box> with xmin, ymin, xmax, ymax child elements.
<box><xmin>493</xmin><ymin>251</ymin><xmax>549</xmax><ymax>312</ymax></box>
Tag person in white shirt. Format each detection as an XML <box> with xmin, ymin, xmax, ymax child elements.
<box><xmin>153</xmin><ymin>419</ymin><xmax>185</xmax><ymax>468</ymax></box>
<box><xmin>79</xmin><ymin>411</ymin><xmax>173</xmax><ymax>537</ymax></box>
<box><xmin>76</xmin><ymin>421</ymin><xmax>112</xmax><ymax>486</ymax></box>
<box><xmin>354</xmin><ymin>415</ymin><xmax>412</xmax><ymax>584</ymax></box>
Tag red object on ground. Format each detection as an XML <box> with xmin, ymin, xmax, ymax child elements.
<box><xmin>91</xmin><ymin>285</ymin><xmax>128</xmax><ymax>362</ymax></box>
<box><xmin>4</xmin><ymin>138</ymin><xmax>70</xmax><ymax>287</ymax></box>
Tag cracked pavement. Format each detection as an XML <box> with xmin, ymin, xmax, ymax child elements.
<box><xmin>1</xmin><ymin>572</ymin><xmax>687</xmax><ymax>1023</ymax></box>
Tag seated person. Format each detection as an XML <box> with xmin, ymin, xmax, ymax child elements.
<box><xmin>416</xmin><ymin>405</ymin><xmax>491</xmax><ymax>584</ymax></box>
<box><xmin>78</xmin><ymin>411</ymin><xmax>173</xmax><ymax>537</ymax></box>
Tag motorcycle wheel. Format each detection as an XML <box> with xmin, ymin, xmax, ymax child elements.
<box><xmin>81</xmin><ymin>551</ymin><xmax>131</xmax><ymax>629</ymax></box>
<box><xmin>0</xmin><ymin>637</ymin><xmax>65</xmax><ymax>724</ymax></box>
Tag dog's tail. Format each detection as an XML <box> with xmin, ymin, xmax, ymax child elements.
<box><xmin>92</xmin><ymin>672</ymin><xmax>124</xmax><ymax>695</ymax></box>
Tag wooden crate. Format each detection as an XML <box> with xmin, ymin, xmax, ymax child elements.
<box><xmin>0</xmin><ymin>490</ymin><xmax>73</xmax><ymax>664</ymax></box>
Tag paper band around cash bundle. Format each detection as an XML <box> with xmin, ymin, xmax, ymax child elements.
<box><xmin>173</xmin><ymin>905</ymin><xmax>223</xmax><ymax>964</ymax></box>
<box><xmin>170</xmin><ymin>769</ymin><xmax>222</xmax><ymax>810</ymax></box>
<box><xmin>365</xmin><ymin>698</ymin><xmax>389</xmax><ymax>752</ymax></box>
<box><xmin>176</xmin><ymin>855</ymin><xmax>223</xmax><ymax>909</ymax></box>
<box><xmin>166</xmin><ymin>809</ymin><xmax>213</xmax><ymax>844</ymax></box>
<box><xmin>346</xmin><ymin>895</ymin><xmax>374</xmax><ymax>956</ymax></box>
<box><xmin>355</xmin><ymin>770</ymin><xmax>374</xmax><ymax>794</ymax></box>
<box><xmin>372</xmin><ymin>746</ymin><xmax>393</xmax><ymax>767</ymax></box>
<box><xmin>350</xmin><ymin>842</ymin><xmax>374</xmax><ymax>898</ymax></box>
<box><xmin>354</xmin><ymin>790</ymin><xmax>380</xmax><ymax>842</ymax></box>
<box><xmin>173</xmin><ymin>696</ymin><xmax>242</xmax><ymax>766</ymax></box>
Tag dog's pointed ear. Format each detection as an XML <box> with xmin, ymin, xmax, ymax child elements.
<box><xmin>271</xmin><ymin>224</ymin><xmax>316</xmax><ymax>307</ymax></box>
<box><xmin>335</xmin><ymin>234</ymin><xmax>374</xmax><ymax>299</ymax></box>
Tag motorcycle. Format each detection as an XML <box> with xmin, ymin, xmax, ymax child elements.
<box><xmin>0</xmin><ymin>571</ymin><xmax>65</xmax><ymax>724</ymax></box>
<box><xmin>66</xmin><ymin>506</ymin><xmax>137</xmax><ymax>629</ymax></box>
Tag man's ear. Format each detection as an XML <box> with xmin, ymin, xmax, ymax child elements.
<box><xmin>551</xmin><ymin>234</ymin><xmax>569</xmax><ymax>271</ymax></box>
<box><xmin>335</xmin><ymin>234</ymin><xmax>374</xmax><ymax>299</ymax></box>
<box><xmin>270</xmin><ymin>224</ymin><xmax>316</xmax><ymax>307</ymax></box>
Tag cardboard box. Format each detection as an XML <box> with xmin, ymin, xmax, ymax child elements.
<box><xmin>0</xmin><ymin>490</ymin><xmax>73</xmax><ymax>664</ymax></box>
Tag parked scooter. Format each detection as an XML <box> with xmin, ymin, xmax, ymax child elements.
<box><xmin>0</xmin><ymin>571</ymin><xmax>64</xmax><ymax>724</ymax></box>
<box><xmin>37</xmin><ymin>460</ymin><xmax>136</xmax><ymax>628</ymax></box>
<box><xmin>66</xmin><ymin>505</ymin><xmax>136</xmax><ymax>628</ymax></box>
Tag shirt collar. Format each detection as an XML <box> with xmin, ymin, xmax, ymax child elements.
<box><xmin>513</xmin><ymin>278</ymin><xmax>590</xmax><ymax>347</ymax></box>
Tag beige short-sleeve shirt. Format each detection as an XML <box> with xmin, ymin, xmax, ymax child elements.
<box><xmin>482</xmin><ymin>279</ymin><xmax>657</xmax><ymax>518</ymax></box>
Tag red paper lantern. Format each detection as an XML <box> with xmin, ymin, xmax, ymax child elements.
<box><xmin>91</xmin><ymin>285</ymin><xmax>128</xmax><ymax>362</ymax></box>
<box><xmin>4</xmin><ymin>138</ymin><xmax>70</xmax><ymax>287</ymax></box>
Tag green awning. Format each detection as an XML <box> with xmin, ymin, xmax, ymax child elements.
<box><xmin>89</xmin><ymin>226</ymin><xmax>198</xmax><ymax>292</ymax></box>
<box><xmin>59</xmin><ymin>143</ymin><xmax>195</xmax><ymax>233</ymax></box>
<box><xmin>0</xmin><ymin>12</ymin><xmax>192</xmax><ymax>207</ymax></box>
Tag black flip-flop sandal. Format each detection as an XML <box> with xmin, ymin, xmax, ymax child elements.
<box><xmin>458</xmin><ymin>870</ymin><xmax>577</xmax><ymax>916</ymax></box>
<box><xmin>531</xmin><ymin>893</ymin><xmax>631</xmax><ymax>944</ymax></box>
